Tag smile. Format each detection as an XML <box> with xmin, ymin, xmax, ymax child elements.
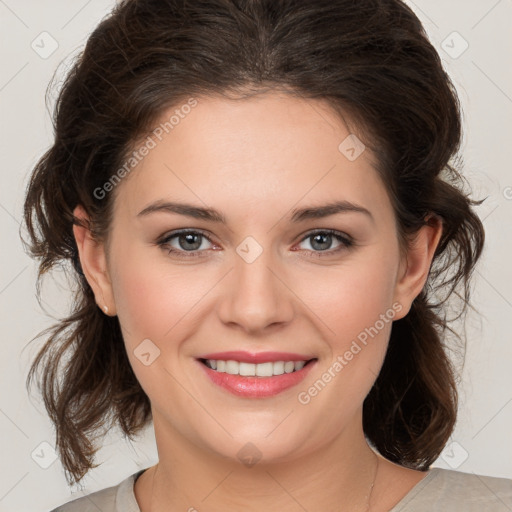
<box><xmin>195</xmin><ymin>353</ymin><xmax>318</xmax><ymax>398</ymax></box>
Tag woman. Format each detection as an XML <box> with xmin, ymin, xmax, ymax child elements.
<box><xmin>22</xmin><ymin>0</ymin><xmax>512</xmax><ymax>510</ymax></box>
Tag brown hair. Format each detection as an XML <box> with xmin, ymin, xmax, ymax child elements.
<box><xmin>23</xmin><ymin>0</ymin><xmax>485</xmax><ymax>484</ymax></box>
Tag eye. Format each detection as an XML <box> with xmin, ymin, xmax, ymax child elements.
<box><xmin>157</xmin><ymin>229</ymin><xmax>215</xmax><ymax>259</ymax></box>
<box><xmin>156</xmin><ymin>228</ymin><xmax>354</xmax><ymax>260</ymax></box>
<box><xmin>295</xmin><ymin>229</ymin><xmax>354</xmax><ymax>257</ymax></box>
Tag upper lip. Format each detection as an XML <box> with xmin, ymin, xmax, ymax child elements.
<box><xmin>197</xmin><ymin>351</ymin><xmax>316</xmax><ymax>364</ymax></box>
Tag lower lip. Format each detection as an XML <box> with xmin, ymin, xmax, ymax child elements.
<box><xmin>197</xmin><ymin>359</ymin><xmax>317</xmax><ymax>398</ymax></box>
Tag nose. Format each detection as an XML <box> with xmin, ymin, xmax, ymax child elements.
<box><xmin>217</xmin><ymin>245</ymin><xmax>295</xmax><ymax>335</ymax></box>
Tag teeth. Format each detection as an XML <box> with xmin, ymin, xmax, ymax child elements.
<box><xmin>205</xmin><ymin>359</ymin><xmax>308</xmax><ymax>377</ymax></box>
<box><xmin>239</xmin><ymin>362</ymin><xmax>256</xmax><ymax>376</ymax></box>
<box><xmin>256</xmin><ymin>362</ymin><xmax>274</xmax><ymax>376</ymax></box>
<box><xmin>225</xmin><ymin>360</ymin><xmax>239</xmax><ymax>374</ymax></box>
<box><xmin>272</xmin><ymin>361</ymin><xmax>284</xmax><ymax>375</ymax></box>
<box><xmin>284</xmin><ymin>361</ymin><xmax>295</xmax><ymax>373</ymax></box>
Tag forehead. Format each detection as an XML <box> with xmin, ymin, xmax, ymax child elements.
<box><xmin>111</xmin><ymin>92</ymin><xmax>392</xmax><ymax>225</ymax></box>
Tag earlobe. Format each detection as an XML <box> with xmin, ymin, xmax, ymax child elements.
<box><xmin>392</xmin><ymin>215</ymin><xmax>443</xmax><ymax>320</ymax></box>
<box><xmin>72</xmin><ymin>205</ymin><xmax>117</xmax><ymax>316</ymax></box>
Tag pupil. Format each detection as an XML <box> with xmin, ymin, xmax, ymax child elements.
<box><xmin>180</xmin><ymin>233</ymin><xmax>201</xmax><ymax>250</ymax></box>
<box><xmin>312</xmin><ymin>233</ymin><xmax>331</xmax><ymax>251</ymax></box>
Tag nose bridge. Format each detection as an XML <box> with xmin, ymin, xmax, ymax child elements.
<box><xmin>218</xmin><ymin>236</ymin><xmax>293</xmax><ymax>332</ymax></box>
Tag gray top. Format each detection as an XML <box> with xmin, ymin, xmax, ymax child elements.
<box><xmin>52</xmin><ymin>467</ymin><xmax>512</xmax><ymax>511</ymax></box>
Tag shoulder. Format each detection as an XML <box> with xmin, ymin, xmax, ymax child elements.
<box><xmin>50</xmin><ymin>471</ymin><xmax>142</xmax><ymax>512</ymax></box>
<box><xmin>392</xmin><ymin>467</ymin><xmax>512</xmax><ymax>511</ymax></box>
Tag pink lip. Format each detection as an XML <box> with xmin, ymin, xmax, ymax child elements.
<box><xmin>196</xmin><ymin>358</ymin><xmax>317</xmax><ymax>398</ymax></box>
<box><xmin>196</xmin><ymin>351</ymin><xmax>314</xmax><ymax>364</ymax></box>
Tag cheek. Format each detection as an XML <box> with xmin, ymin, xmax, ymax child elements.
<box><xmin>304</xmin><ymin>255</ymin><xmax>398</xmax><ymax>346</ymax></box>
<box><xmin>108</xmin><ymin>245</ymin><xmax>189</xmax><ymax>346</ymax></box>
<box><xmin>108</xmin><ymin>252</ymin><xmax>198</xmax><ymax>399</ymax></box>
<box><xmin>109</xmin><ymin>247</ymin><xmax>222</xmax><ymax>360</ymax></box>
<box><xmin>296</xmin><ymin>264</ymin><xmax>398</xmax><ymax>419</ymax></box>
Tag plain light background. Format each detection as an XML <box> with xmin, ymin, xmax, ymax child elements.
<box><xmin>1</xmin><ymin>1</ymin><xmax>511</xmax><ymax>511</ymax></box>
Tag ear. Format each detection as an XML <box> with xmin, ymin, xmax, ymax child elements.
<box><xmin>72</xmin><ymin>205</ymin><xmax>117</xmax><ymax>316</ymax></box>
<box><xmin>392</xmin><ymin>215</ymin><xmax>443</xmax><ymax>320</ymax></box>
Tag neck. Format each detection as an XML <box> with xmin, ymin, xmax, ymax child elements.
<box><xmin>141</xmin><ymin>410</ymin><xmax>380</xmax><ymax>512</ymax></box>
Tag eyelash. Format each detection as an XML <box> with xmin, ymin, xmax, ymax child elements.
<box><xmin>156</xmin><ymin>228</ymin><xmax>354</xmax><ymax>260</ymax></box>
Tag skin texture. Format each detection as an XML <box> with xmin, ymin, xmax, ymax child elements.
<box><xmin>73</xmin><ymin>92</ymin><xmax>443</xmax><ymax>511</ymax></box>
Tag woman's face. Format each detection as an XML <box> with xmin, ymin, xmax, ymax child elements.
<box><xmin>78</xmin><ymin>91</ymin><xmax>439</xmax><ymax>464</ymax></box>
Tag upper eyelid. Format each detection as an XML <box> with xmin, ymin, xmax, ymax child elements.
<box><xmin>158</xmin><ymin>228</ymin><xmax>215</xmax><ymax>244</ymax></box>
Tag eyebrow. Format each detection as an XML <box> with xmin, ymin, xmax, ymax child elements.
<box><xmin>137</xmin><ymin>199</ymin><xmax>374</xmax><ymax>224</ymax></box>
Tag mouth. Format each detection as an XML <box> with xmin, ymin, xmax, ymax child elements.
<box><xmin>195</xmin><ymin>353</ymin><xmax>318</xmax><ymax>398</ymax></box>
